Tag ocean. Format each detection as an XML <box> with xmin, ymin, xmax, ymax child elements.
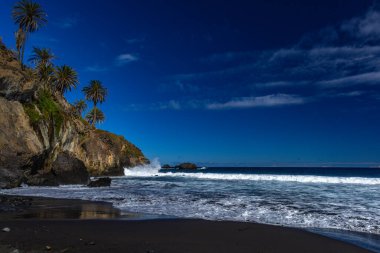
<box><xmin>1</xmin><ymin>159</ymin><xmax>380</xmax><ymax>252</ymax></box>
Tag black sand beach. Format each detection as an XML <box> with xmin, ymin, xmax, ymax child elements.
<box><xmin>0</xmin><ymin>195</ymin><xmax>374</xmax><ymax>253</ymax></box>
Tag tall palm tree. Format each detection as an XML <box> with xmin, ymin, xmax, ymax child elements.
<box><xmin>54</xmin><ymin>65</ymin><xmax>78</xmax><ymax>94</ymax></box>
<box><xmin>12</xmin><ymin>0</ymin><xmax>47</xmax><ymax>67</ymax></box>
<box><xmin>38</xmin><ymin>64</ymin><xmax>55</xmax><ymax>89</ymax></box>
<box><xmin>73</xmin><ymin>100</ymin><xmax>87</xmax><ymax>116</ymax></box>
<box><xmin>82</xmin><ymin>80</ymin><xmax>107</xmax><ymax>126</ymax></box>
<box><xmin>85</xmin><ymin>108</ymin><xmax>105</xmax><ymax>126</ymax></box>
<box><xmin>29</xmin><ymin>47</ymin><xmax>55</xmax><ymax>67</ymax></box>
<box><xmin>15</xmin><ymin>28</ymin><xmax>26</xmax><ymax>62</ymax></box>
<box><xmin>82</xmin><ymin>80</ymin><xmax>107</xmax><ymax>107</ymax></box>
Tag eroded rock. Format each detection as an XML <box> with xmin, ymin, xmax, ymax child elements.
<box><xmin>88</xmin><ymin>177</ymin><xmax>111</xmax><ymax>187</ymax></box>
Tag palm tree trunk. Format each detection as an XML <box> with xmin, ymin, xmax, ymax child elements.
<box><xmin>93</xmin><ymin>102</ymin><xmax>97</xmax><ymax>127</ymax></box>
<box><xmin>17</xmin><ymin>48</ymin><xmax>21</xmax><ymax>62</ymax></box>
<box><xmin>20</xmin><ymin>33</ymin><xmax>27</xmax><ymax>70</ymax></box>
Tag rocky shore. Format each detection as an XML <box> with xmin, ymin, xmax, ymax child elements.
<box><xmin>0</xmin><ymin>40</ymin><xmax>148</xmax><ymax>189</ymax></box>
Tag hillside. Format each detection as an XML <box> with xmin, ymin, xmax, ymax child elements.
<box><xmin>0</xmin><ymin>40</ymin><xmax>148</xmax><ymax>188</ymax></box>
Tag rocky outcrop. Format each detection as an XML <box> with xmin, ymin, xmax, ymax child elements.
<box><xmin>51</xmin><ymin>152</ymin><xmax>89</xmax><ymax>184</ymax></box>
<box><xmin>78</xmin><ymin>130</ymin><xmax>148</xmax><ymax>176</ymax></box>
<box><xmin>0</xmin><ymin>41</ymin><xmax>148</xmax><ymax>188</ymax></box>
<box><xmin>88</xmin><ymin>177</ymin><xmax>111</xmax><ymax>187</ymax></box>
<box><xmin>177</xmin><ymin>163</ymin><xmax>197</xmax><ymax>170</ymax></box>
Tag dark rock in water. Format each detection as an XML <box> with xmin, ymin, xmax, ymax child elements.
<box><xmin>161</xmin><ymin>164</ymin><xmax>171</xmax><ymax>169</ymax></box>
<box><xmin>177</xmin><ymin>163</ymin><xmax>197</xmax><ymax>170</ymax></box>
<box><xmin>88</xmin><ymin>177</ymin><xmax>111</xmax><ymax>187</ymax></box>
<box><xmin>51</xmin><ymin>152</ymin><xmax>89</xmax><ymax>185</ymax></box>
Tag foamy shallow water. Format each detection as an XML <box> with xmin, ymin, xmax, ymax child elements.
<box><xmin>1</xmin><ymin>160</ymin><xmax>380</xmax><ymax>237</ymax></box>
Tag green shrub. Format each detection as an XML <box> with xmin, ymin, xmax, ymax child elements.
<box><xmin>23</xmin><ymin>103</ymin><xmax>41</xmax><ymax>124</ymax></box>
<box><xmin>36</xmin><ymin>90</ymin><xmax>65</xmax><ymax>134</ymax></box>
<box><xmin>22</xmin><ymin>90</ymin><xmax>66</xmax><ymax>134</ymax></box>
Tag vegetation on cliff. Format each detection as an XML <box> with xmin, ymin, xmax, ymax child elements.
<box><xmin>11</xmin><ymin>0</ymin><xmax>106</xmax><ymax>129</ymax></box>
<box><xmin>0</xmin><ymin>1</ymin><xmax>148</xmax><ymax>188</ymax></box>
<box><xmin>83</xmin><ymin>80</ymin><xmax>107</xmax><ymax>126</ymax></box>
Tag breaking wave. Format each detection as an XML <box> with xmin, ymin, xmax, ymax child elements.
<box><xmin>124</xmin><ymin>161</ymin><xmax>380</xmax><ymax>185</ymax></box>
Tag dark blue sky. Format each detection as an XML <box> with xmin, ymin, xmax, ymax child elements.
<box><xmin>1</xmin><ymin>0</ymin><xmax>380</xmax><ymax>166</ymax></box>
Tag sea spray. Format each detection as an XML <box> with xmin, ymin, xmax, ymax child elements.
<box><xmin>124</xmin><ymin>158</ymin><xmax>161</xmax><ymax>176</ymax></box>
<box><xmin>125</xmin><ymin>165</ymin><xmax>380</xmax><ymax>185</ymax></box>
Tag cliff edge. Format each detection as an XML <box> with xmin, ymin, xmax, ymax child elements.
<box><xmin>0</xmin><ymin>40</ymin><xmax>148</xmax><ymax>188</ymax></box>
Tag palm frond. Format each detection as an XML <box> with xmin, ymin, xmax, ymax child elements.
<box><xmin>12</xmin><ymin>0</ymin><xmax>47</xmax><ymax>33</ymax></box>
<box><xmin>85</xmin><ymin>107</ymin><xmax>105</xmax><ymax>126</ymax></box>
<box><xmin>54</xmin><ymin>65</ymin><xmax>78</xmax><ymax>94</ymax></box>
<box><xmin>82</xmin><ymin>80</ymin><xmax>107</xmax><ymax>106</ymax></box>
<box><xmin>73</xmin><ymin>100</ymin><xmax>87</xmax><ymax>116</ymax></box>
<box><xmin>29</xmin><ymin>47</ymin><xmax>55</xmax><ymax>67</ymax></box>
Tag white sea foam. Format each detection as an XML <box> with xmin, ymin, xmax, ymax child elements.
<box><xmin>124</xmin><ymin>161</ymin><xmax>380</xmax><ymax>185</ymax></box>
<box><xmin>124</xmin><ymin>158</ymin><xmax>162</xmax><ymax>176</ymax></box>
<box><xmin>2</xmin><ymin>163</ymin><xmax>380</xmax><ymax>236</ymax></box>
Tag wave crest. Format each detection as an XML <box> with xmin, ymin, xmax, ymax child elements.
<box><xmin>125</xmin><ymin>164</ymin><xmax>380</xmax><ymax>185</ymax></box>
<box><xmin>124</xmin><ymin>158</ymin><xmax>161</xmax><ymax>176</ymax></box>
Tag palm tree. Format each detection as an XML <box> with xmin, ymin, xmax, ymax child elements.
<box><xmin>12</xmin><ymin>0</ymin><xmax>47</xmax><ymax>67</ymax></box>
<box><xmin>29</xmin><ymin>47</ymin><xmax>55</xmax><ymax>67</ymax></box>
<box><xmin>73</xmin><ymin>100</ymin><xmax>87</xmax><ymax>116</ymax></box>
<box><xmin>54</xmin><ymin>65</ymin><xmax>78</xmax><ymax>94</ymax></box>
<box><xmin>85</xmin><ymin>108</ymin><xmax>105</xmax><ymax>126</ymax></box>
<box><xmin>38</xmin><ymin>64</ymin><xmax>55</xmax><ymax>89</ymax></box>
<box><xmin>82</xmin><ymin>80</ymin><xmax>107</xmax><ymax>126</ymax></box>
<box><xmin>15</xmin><ymin>28</ymin><xmax>26</xmax><ymax>62</ymax></box>
<box><xmin>23</xmin><ymin>67</ymin><xmax>36</xmax><ymax>82</ymax></box>
<box><xmin>82</xmin><ymin>80</ymin><xmax>107</xmax><ymax>107</ymax></box>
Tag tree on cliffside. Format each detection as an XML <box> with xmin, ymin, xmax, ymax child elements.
<box><xmin>73</xmin><ymin>100</ymin><xmax>87</xmax><ymax>117</ymax></box>
<box><xmin>54</xmin><ymin>65</ymin><xmax>78</xmax><ymax>94</ymax></box>
<box><xmin>37</xmin><ymin>64</ymin><xmax>55</xmax><ymax>90</ymax></box>
<box><xmin>15</xmin><ymin>28</ymin><xmax>26</xmax><ymax>63</ymax></box>
<box><xmin>85</xmin><ymin>107</ymin><xmax>105</xmax><ymax>125</ymax></box>
<box><xmin>12</xmin><ymin>0</ymin><xmax>47</xmax><ymax>68</ymax></box>
<box><xmin>82</xmin><ymin>80</ymin><xmax>107</xmax><ymax>126</ymax></box>
<box><xmin>29</xmin><ymin>47</ymin><xmax>55</xmax><ymax>68</ymax></box>
<box><xmin>29</xmin><ymin>47</ymin><xmax>55</xmax><ymax>90</ymax></box>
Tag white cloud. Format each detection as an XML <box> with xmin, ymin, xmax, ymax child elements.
<box><xmin>318</xmin><ymin>72</ymin><xmax>380</xmax><ymax>87</ymax></box>
<box><xmin>207</xmin><ymin>94</ymin><xmax>306</xmax><ymax>110</ymax></box>
<box><xmin>171</xmin><ymin>5</ymin><xmax>380</xmax><ymax>98</ymax></box>
<box><xmin>165</xmin><ymin>100</ymin><xmax>181</xmax><ymax>110</ymax></box>
<box><xmin>84</xmin><ymin>65</ymin><xmax>108</xmax><ymax>72</ymax></box>
<box><xmin>115</xmin><ymin>53</ymin><xmax>138</xmax><ymax>66</ymax></box>
<box><xmin>342</xmin><ymin>8</ymin><xmax>380</xmax><ymax>40</ymax></box>
<box><xmin>337</xmin><ymin>91</ymin><xmax>365</xmax><ymax>97</ymax></box>
<box><xmin>125</xmin><ymin>38</ymin><xmax>145</xmax><ymax>44</ymax></box>
<box><xmin>55</xmin><ymin>16</ymin><xmax>78</xmax><ymax>29</ymax></box>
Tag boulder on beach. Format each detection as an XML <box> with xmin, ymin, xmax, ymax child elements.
<box><xmin>176</xmin><ymin>163</ymin><xmax>197</xmax><ymax>170</ymax></box>
<box><xmin>88</xmin><ymin>177</ymin><xmax>111</xmax><ymax>187</ymax></box>
<box><xmin>161</xmin><ymin>164</ymin><xmax>172</xmax><ymax>169</ymax></box>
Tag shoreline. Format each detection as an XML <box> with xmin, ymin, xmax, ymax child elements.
<box><xmin>0</xmin><ymin>194</ymin><xmax>376</xmax><ymax>253</ymax></box>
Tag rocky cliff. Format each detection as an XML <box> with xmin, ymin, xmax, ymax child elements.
<box><xmin>0</xmin><ymin>40</ymin><xmax>148</xmax><ymax>188</ymax></box>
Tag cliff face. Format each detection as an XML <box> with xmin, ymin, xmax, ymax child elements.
<box><xmin>0</xmin><ymin>41</ymin><xmax>148</xmax><ymax>188</ymax></box>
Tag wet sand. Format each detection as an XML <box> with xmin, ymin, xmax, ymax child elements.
<box><xmin>0</xmin><ymin>195</ymin><xmax>374</xmax><ymax>253</ymax></box>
